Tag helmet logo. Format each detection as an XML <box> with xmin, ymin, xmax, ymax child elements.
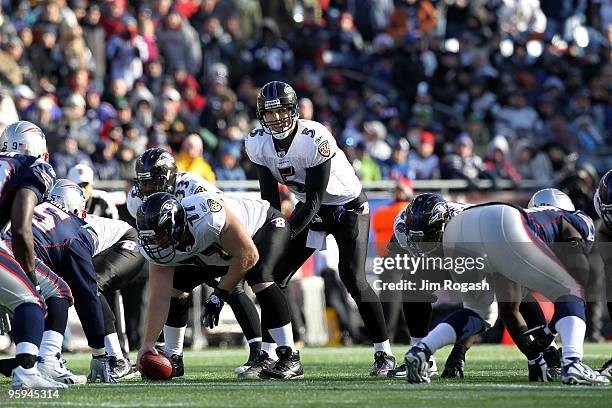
<box><xmin>156</xmin><ymin>153</ymin><xmax>174</xmax><ymax>168</ymax></box>
<box><xmin>429</xmin><ymin>203</ymin><xmax>447</xmax><ymax>225</ymax></box>
<box><xmin>207</xmin><ymin>199</ymin><xmax>222</xmax><ymax>212</ymax></box>
<box><xmin>158</xmin><ymin>201</ymin><xmax>175</xmax><ymax>226</ymax></box>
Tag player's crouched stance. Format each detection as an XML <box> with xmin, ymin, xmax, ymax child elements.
<box><xmin>0</xmin><ymin>246</ymin><xmax>67</xmax><ymax>389</ymax></box>
<box><xmin>405</xmin><ymin>201</ymin><xmax>609</xmax><ymax>386</ymax></box>
<box><xmin>135</xmin><ymin>192</ymin><xmax>304</xmax><ymax>379</ymax></box>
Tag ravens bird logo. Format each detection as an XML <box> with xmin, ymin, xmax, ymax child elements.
<box><xmin>318</xmin><ymin>140</ymin><xmax>330</xmax><ymax>157</ymax></box>
<box><xmin>207</xmin><ymin>199</ymin><xmax>222</xmax><ymax>212</ymax></box>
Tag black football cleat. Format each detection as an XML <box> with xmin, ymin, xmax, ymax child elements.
<box><xmin>260</xmin><ymin>346</ymin><xmax>304</xmax><ymax>380</ymax></box>
<box><xmin>155</xmin><ymin>346</ymin><xmax>184</xmax><ymax>378</ymax></box>
<box><xmin>370</xmin><ymin>351</ymin><xmax>396</xmax><ymax>377</ymax></box>
<box><xmin>596</xmin><ymin>357</ymin><xmax>612</xmax><ymax>378</ymax></box>
<box><xmin>543</xmin><ymin>346</ymin><xmax>562</xmax><ymax>379</ymax></box>
<box><xmin>238</xmin><ymin>350</ymin><xmax>276</xmax><ymax>379</ymax></box>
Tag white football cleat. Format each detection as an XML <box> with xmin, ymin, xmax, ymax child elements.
<box><xmin>37</xmin><ymin>354</ymin><xmax>87</xmax><ymax>385</ymax></box>
<box><xmin>405</xmin><ymin>343</ymin><xmax>432</xmax><ymax>384</ymax></box>
<box><xmin>561</xmin><ymin>358</ymin><xmax>610</xmax><ymax>386</ymax></box>
<box><xmin>12</xmin><ymin>365</ymin><xmax>68</xmax><ymax>389</ymax></box>
<box><xmin>428</xmin><ymin>355</ymin><xmax>438</xmax><ymax>377</ymax></box>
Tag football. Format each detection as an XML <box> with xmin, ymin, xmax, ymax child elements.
<box><xmin>140</xmin><ymin>352</ymin><xmax>174</xmax><ymax>381</ymax></box>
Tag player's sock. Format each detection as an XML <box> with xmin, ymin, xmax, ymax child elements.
<box><xmin>39</xmin><ymin>331</ymin><xmax>64</xmax><ymax>358</ymax></box>
<box><xmin>40</xmin><ymin>297</ymin><xmax>69</xmax><ymax>358</ymax></box>
<box><xmin>551</xmin><ymin>295</ymin><xmax>586</xmax><ymax>364</ymax></box>
<box><xmin>104</xmin><ymin>333</ymin><xmax>124</xmax><ymax>358</ymax></box>
<box><xmin>555</xmin><ymin>316</ymin><xmax>586</xmax><ymax>363</ymax></box>
<box><xmin>163</xmin><ymin>326</ymin><xmax>186</xmax><ymax>356</ymax></box>
<box><xmin>261</xmin><ymin>342</ymin><xmax>278</xmax><ymax>360</ymax></box>
<box><xmin>256</xmin><ymin>284</ymin><xmax>295</xmax><ymax>351</ymax></box>
<box><xmin>421</xmin><ymin>323</ymin><xmax>457</xmax><ymax>353</ymax></box>
<box><xmin>164</xmin><ymin>296</ymin><xmax>189</xmax><ymax>356</ymax></box>
<box><xmin>373</xmin><ymin>340</ymin><xmax>393</xmax><ymax>355</ymax></box>
<box><xmin>268</xmin><ymin>323</ymin><xmax>296</xmax><ymax>351</ymax></box>
<box><xmin>13</xmin><ymin>303</ymin><xmax>44</xmax><ymax>367</ymax></box>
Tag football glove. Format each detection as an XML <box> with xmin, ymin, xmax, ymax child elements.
<box><xmin>528</xmin><ymin>353</ymin><xmax>552</xmax><ymax>382</ymax></box>
<box><xmin>523</xmin><ymin>325</ymin><xmax>555</xmax><ymax>355</ymax></box>
<box><xmin>441</xmin><ymin>343</ymin><xmax>467</xmax><ymax>379</ymax></box>
<box><xmin>89</xmin><ymin>354</ymin><xmax>117</xmax><ymax>383</ymax></box>
<box><xmin>202</xmin><ymin>288</ymin><xmax>228</xmax><ymax>329</ymax></box>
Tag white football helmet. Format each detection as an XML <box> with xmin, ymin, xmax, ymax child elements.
<box><xmin>0</xmin><ymin>121</ymin><xmax>49</xmax><ymax>161</ymax></box>
<box><xmin>528</xmin><ymin>188</ymin><xmax>575</xmax><ymax>212</ymax></box>
<box><xmin>48</xmin><ymin>179</ymin><xmax>87</xmax><ymax>219</ymax></box>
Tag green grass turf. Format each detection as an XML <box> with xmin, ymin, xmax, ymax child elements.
<box><xmin>1</xmin><ymin>344</ymin><xmax>611</xmax><ymax>407</ymax></box>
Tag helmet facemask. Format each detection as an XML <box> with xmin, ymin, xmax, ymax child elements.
<box><xmin>258</xmin><ymin>106</ymin><xmax>298</xmax><ymax>140</ymax></box>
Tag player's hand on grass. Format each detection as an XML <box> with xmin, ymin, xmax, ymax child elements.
<box><xmin>90</xmin><ymin>353</ymin><xmax>117</xmax><ymax>383</ymax></box>
<box><xmin>137</xmin><ymin>342</ymin><xmax>158</xmax><ymax>371</ymax></box>
<box><xmin>528</xmin><ymin>354</ymin><xmax>552</xmax><ymax>382</ymax></box>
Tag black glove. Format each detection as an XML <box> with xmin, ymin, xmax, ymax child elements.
<box><xmin>202</xmin><ymin>288</ymin><xmax>229</xmax><ymax>329</ymax></box>
<box><xmin>441</xmin><ymin>343</ymin><xmax>467</xmax><ymax>379</ymax></box>
<box><xmin>528</xmin><ymin>353</ymin><xmax>552</xmax><ymax>382</ymax></box>
<box><xmin>522</xmin><ymin>325</ymin><xmax>555</xmax><ymax>355</ymax></box>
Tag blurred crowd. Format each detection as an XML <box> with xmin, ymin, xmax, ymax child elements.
<box><xmin>0</xmin><ymin>0</ymin><xmax>610</xmax><ymax>188</ymax></box>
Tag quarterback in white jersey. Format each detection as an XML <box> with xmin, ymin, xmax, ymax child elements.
<box><xmin>245</xmin><ymin>119</ymin><xmax>361</xmax><ymax>206</ymax></box>
<box><xmin>245</xmin><ymin>81</ymin><xmax>395</xmax><ymax>376</ymax></box>
<box><xmin>135</xmin><ymin>191</ymin><xmax>305</xmax><ymax>380</ymax></box>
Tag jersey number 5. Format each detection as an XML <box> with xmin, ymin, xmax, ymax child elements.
<box><xmin>278</xmin><ymin>166</ymin><xmax>305</xmax><ymax>193</ymax></box>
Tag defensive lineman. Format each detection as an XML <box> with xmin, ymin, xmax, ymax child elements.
<box><xmin>404</xmin><ymin>194</ymin><xmax>608</xmax><ymax>385</ymax></box>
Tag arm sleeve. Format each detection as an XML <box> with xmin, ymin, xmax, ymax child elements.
<box><xmin>255</xmin><ymin>164</ymin><xmax>281</xmax><ymax>211</ymax></box>
<box><xmin>289</xmin><ymin>158</ymin><xmax>331</xmax><ymax>238</ymax></box>
<box><xmin>64</xmin><ymin>239</ymin><xmax>105</xmax><ymax>349</ymax></box>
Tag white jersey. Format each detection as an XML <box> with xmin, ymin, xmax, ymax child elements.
<box><xmin>127</xmin><ymin>172</ymin><xmax>221</xmax><ymax>219</ymax></box>
<box><xmin>245</xmin><ymin>119</ymin><xmax>361</xmax><ymax>205</ymax></box>
<box><xmin>141</xmin><ymin>191</ymin><xmax>270</xmax><ymax>267</ymax></box>
<box><xmin>85</xmin><ymin>214</ymin><xmax>133</xmax><ymax>256</ymax></box>
<box><xmin>393</xmin><ymin>201</ymin><xmax>471</xmax><ymax>251</ymax></box>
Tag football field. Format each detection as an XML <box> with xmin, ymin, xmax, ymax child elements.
<box><xmin>1</xmin><ymin>344</ymin><xmax>611</xmax><ymax>407</ymax></box>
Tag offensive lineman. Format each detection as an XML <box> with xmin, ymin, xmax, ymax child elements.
<box><xmin>245</xmin><ymin>81</ymin><xmax>395</xmax><ymax>376</ymax></box>
<box><xmin>404</xmin><ymin>196</ymin><xmax>609</xmax><ymax>385</ymax></box>
<box><xmin>135</xmin><ymin>191</ymin><xmax>304</xmax><ymax>379</ymax></box>
<box><xmin>127</xmin><ymin>148</ymin><xmax>263</xmax><ymax>376</ymax></box>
